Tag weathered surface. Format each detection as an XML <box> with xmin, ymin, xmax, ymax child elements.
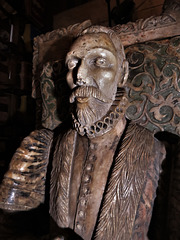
<box><xmin>47</xmin><ymin>26</ymin><xmax>165</xmax><ymax>239</ymax></box>
<box><xmin>2</xmin><ymin>3</ymin><xmax>179</xmax><ymax>239</ymax></box>
<box><xmin>36</xmin><ymin>35</ymin><xmax>180</xmax><ymax>137</ymax></box>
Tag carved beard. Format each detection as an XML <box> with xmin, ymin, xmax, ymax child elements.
<box><xmin>70</xmin><ymin>86</ymin><xmax>113</xmax><ymax>128</ymax></box>
<box><xmin>70</xmin><ymin>86</ymin><xmax>127</xmax><ymax>138</ymax></box>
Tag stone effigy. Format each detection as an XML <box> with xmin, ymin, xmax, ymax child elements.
<box><xmin>0</xmin><ymin>26</ymin><xmax>166</xmax><ymax>240</ymax></box>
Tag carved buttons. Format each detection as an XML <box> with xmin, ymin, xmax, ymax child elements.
<box><xmin>84</xmin><ymin>175</ymin><xmax>91</xmax><ymax>183</ymax></box>
<box><xmin>78</xmin><ymin>210</ymin><xmax>85</xmax><ymax>218</ymax></box>
<box><xmin>83</xmin><ymin>186</ymin><xmax>90</xmax><ymax>194</ymax></box>
<box><xmin>75</xmin><ymin>150</ymin><xmax>97</xmax><ymax>233</ymax></box>
<box><xmin>86</xmin><ymin>163</ymin><xmax>93</xmax><ymax>171</ymax></box>
<box><xmin>76</xmin><ymin>222</ymin><xmax>82</xmax><ymax>230</ymax></box>
<box><xmin>80</xmin><ymin>199</ymin><xmax>87</xmax><ymax>206</ymax></box>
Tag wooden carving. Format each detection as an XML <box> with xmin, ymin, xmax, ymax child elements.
<box><xmin>0</xmin><ymin>24</ymin><xmax>166</xmax><ymax>240</ymax></box>
<box><xmin>1</xmin><ymin>1</ymin><xmax>180</xmax><ymax>239</ymax></box>
<box><xmin>93</xmin><ymin>123</ymin><xmax>163</xmax><ymax>240</ymax></box>
<box><xmin>31</xmin><ymin>21</ymin><xmax>180</xmax><ymax>137</ymax></box>
<box><xmin>32</xmin><ymin>20</ymin><xmax>91</xmax><ymax>129</ymax></box>
<box><xmin>0</xmin><ymin>129</ymin><xmax>53</xmax><ymax>211</ymax></box>
<box><xmin>113</xmin><ymin>0</ymin><xmax>180</xmax><ymax>46</ymax></box>
<box><xmin>125</xmin><ymin>37</ymin><xmax>180</xmax><ymax>136</ymax></box>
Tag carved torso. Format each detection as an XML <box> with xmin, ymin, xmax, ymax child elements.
<box><xmin>50</xmin><ymin>121</ymin><xmax>165</xmax><ymax>240</ymax></box>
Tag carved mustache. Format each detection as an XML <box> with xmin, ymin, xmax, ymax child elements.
<box><xmin>69</xmin><ymin>86</ymin><xmax>112</xmax><ymax>104</ymax></box>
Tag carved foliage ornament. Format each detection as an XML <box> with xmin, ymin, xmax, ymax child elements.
<box><xmin>40</xmin><ymin>60</ymin><xmax>70</xmax><ymax>129</ymax></box>
<box><xmin>125</xmin><ymin>36</ymin><xmax>180</xmax><ymax>136</ymax></box>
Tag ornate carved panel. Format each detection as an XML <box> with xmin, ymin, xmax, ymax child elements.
<box><xmin>33</xmin><ymin>34</ymin><xmax>180</xmax><ymax>137</ymax></box>
<box><xmin>125</xmin><ymin>36</ymin><xmax>180</xmax><ymax>136</ymax></box>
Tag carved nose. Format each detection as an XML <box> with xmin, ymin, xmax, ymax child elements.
<box><xmin>77</xmin><ymin>61</ymin><xmax>88</xmax><ymax>86</ymax></box>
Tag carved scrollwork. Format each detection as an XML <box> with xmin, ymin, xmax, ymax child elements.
<box><xmin>125</xmin><ymin>36</ymin><xmax>180</xmax><ymax>136</ymax></box>
<box><xmin>40</xmin><ymin>60</ymin><xmax>71</xmax><ymax>130</ymax></box>
<box><xmin>40</xmin><ymin>62</ymin><xmax>61</xmax><ymax>130</ymax></box>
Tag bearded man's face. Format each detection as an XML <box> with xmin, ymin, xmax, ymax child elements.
<box><xmin>66</xmin><ymin>33</ymin><xmax>118</xmax><ymax>128</ymax></box>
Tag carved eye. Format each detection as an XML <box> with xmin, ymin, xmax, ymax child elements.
<box><xmin>67</xmin><ymin>59</ymin><xmax>78</xmax><ymax>70</ymax></box>
<box><xmin>94</xmin><ymin>57</ymin><xmax>107</xmax><ymax>67</ymax></box>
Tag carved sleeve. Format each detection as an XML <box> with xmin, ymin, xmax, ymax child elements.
<box><xmin>0</xmin><ymin>129</ymin><xmax>53</xmax><ymax>211</ymax></box>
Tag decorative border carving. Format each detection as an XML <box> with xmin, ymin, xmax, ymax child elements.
<box><xmin>112</xmin><ymin>0</ymin><xmax>180</xmax><ymax>46</ymax></box>
<box><xmin>113</xmin><ymin>14</ymin><xmax>176</xmax><ymax>34</ymax></box>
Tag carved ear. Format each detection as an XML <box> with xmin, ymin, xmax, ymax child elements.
<box><xmin>118</xmin><ymin>60</ymin><xmax>129</xmax><ymax>87</ymax></box>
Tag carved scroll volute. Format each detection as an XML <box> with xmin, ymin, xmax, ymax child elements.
<box><xmin>32</xmin><ymin>20</ymin><xmax>92</xmax><ymax>130</ymax></box>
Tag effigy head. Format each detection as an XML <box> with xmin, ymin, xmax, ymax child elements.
<box><xmin>66</xmin><ymin>26</ymin><xmax>129</xmax><ymax>137</ymax></box>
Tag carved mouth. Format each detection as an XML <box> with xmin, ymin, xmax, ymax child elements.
<box><xmin>69</xmin><ymin>86</ymin><xmax>111</xmax><ymax>104</ymax></box>
<box><xmin>76</xmin><ymin>97</ymin><xmax>89</xmax><ymax>103</ymax></box>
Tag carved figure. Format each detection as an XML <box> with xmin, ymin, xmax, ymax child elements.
<box><xmin>0</xmin><ymin>26</ymin><xmax>165</xmax><ymax>240</ymax></box>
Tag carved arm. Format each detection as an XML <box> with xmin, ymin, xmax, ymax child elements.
<box><xmin>0</xmin><ymin>129</ymin><xmax>53</xmax><ymax>211</ymax></box>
